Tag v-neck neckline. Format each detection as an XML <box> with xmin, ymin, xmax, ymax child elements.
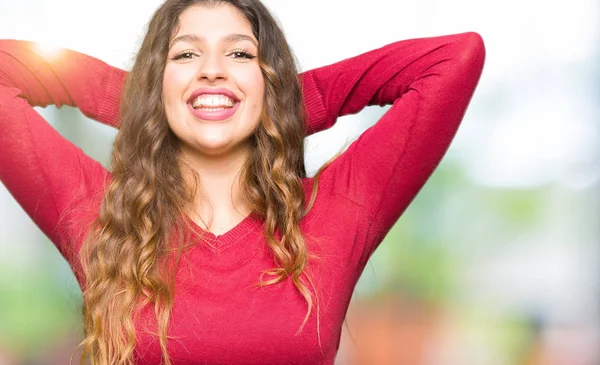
<box><xmin>185</xmin><ymin>211</ymin><xmax>263</xmax><ymax>250</ymax></box>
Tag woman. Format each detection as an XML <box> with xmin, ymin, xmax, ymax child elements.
<box><xmin>0</xmin><ymin>0</ymin><xmax>485</xmax><ymax>363</ymax></box>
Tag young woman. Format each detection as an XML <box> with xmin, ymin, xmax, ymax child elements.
<box><xmin>0</xmin><ymin>0</ymin><xmax>485</xmax><ymax>363</ymax></box>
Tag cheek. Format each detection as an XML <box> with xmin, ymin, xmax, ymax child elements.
<box><xmin>162</xmin><ymin>67</ymin><xmax>192</xmax><ymax>139</ymax></box>
<box><xmin>162</xmin><ymin>65</ymin><xmax>194</xmax><ymax>109</ymax></box>
<box><xmin>245</xmin><ymin>71</ymin><xmax>265</xmax><ymax>113</ymax></box>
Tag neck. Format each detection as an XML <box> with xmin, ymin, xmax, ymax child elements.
<box><xmin>179</xmin><ymin>142</ymin><xmax>253</xmax><ymax>231</ymax></box>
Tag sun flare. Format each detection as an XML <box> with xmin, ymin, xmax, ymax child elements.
<box><xmin>35</xmin><ymin>42</ymin><xmax>63</xmax><ymax>59</ymax></box>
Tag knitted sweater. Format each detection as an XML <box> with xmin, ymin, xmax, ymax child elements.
<box><xmin>0</xmin><ymin>33</ymin><xmax>485</xmax><ymax>364</ymax></box>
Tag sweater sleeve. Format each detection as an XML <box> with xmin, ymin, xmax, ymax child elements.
<box><xmin>0</xmin><ymin>40</ymin><xmax>126</xmax><ymax>127</ymax></box>
<box><xmin>308</xmin><ymin>32</ymin><xmax>485</xmax><ymax>260</ymax></box>
<box><xmin>0</xmin><ymin>42</ymin><xmax>112</xmax><ymax>264</ymax></box>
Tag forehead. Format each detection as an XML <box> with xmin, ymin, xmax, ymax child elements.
<box><xmin>174</xmin><ymin>4</ymin><xmax>255</xmax><ymax>41</ymax></box>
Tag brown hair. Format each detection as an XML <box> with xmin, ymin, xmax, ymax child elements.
<box><xmin>76</xmin><ymin>0</ymin><xmax>328</xmax><ymax>364</ymax></box>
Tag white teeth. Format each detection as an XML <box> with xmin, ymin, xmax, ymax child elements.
<box><xmin>192</xmin><ymin>94</ymin><xmax>235</xmax><ymax>110</ymax></box>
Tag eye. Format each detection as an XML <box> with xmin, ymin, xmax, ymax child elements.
<box><xmin>170</xmin><ymin>50</ymin><xmax>198</xmax><ymax>61</ymax></box>
<box><xmin>228</xmin><ymin>49</ymin><xmax>256</xmax><ymax>60</ymax></box>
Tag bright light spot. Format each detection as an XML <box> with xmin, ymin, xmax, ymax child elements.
<box><xmin>35</xmin><ymin>42</ymin><xmax>63</xmax><ymax>59</ymax></box>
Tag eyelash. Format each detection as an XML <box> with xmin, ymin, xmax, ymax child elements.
<box><xmin>170</xmin><ymin>48</ymin><xmax>256</xmax><ymax>61</ymax></box>
<box><xmin>229</xmin><ymin>48</ymin><xmax>256</xmax><ymax>60</ymax></box>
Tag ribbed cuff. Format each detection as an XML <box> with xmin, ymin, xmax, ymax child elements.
<box><xmin>301</xmin><ymin>71</ymin><xmax>331</xmax><ymax>135</ymax></box>
<box><xmin>97</xmin><ymin>67</ymin><xmax>126</xmax><ymax>128</ymax></box>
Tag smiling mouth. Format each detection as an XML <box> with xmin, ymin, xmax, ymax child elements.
<box><xmin>187</xmin><ymin>95</ymin><xmax>241</xmax><ymax>121</ymax></box>
<box><xmin>191</xmin><ymin>94</ymin><xmax>237</xmax><ymax>111</ymax></box>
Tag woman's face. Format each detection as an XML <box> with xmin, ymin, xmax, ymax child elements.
<box><xmin>163</xmin><ymin>4</ymin><xmax>264</xmax><ymax>158</ymax></box>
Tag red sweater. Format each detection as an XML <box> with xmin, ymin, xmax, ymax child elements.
<box><xmin>0</xmin><ymin>33</ymin><xmax>485</xmax><ymax>364</ymax></box>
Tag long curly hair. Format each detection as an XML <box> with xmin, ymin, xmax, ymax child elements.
<box><xmin>76</xmin><ymin>0</ymin><xmax>327</xmax><ymax>364</ymax></box>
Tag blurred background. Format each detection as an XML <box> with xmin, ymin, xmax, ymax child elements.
<box><xmin>1</xmin><ymin>0</ymin><xmax>599</xmax><ymax>364</ymax></box>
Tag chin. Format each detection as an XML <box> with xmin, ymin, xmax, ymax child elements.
<box><xmin>194</xmin><ymin>141</ymin><xmax>233</xmax><ymax>155</ymax></box>
<box><xmin>193</xmin><ymin>138</ymin><xmax>249</xmax><ymax>157</ymax></box>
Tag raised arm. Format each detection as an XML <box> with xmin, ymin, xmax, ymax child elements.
<box><xmin>309</xmin><ymin>32</ymin><xmax>486</xmax><ymax>260</ymax></box>
<box><xmin>0</xmin><ymin>42</ymin><xmax>112</xmax><ymax>265</ymax></box>
<box><xmin>300</xmin><ymin>33</ymin><xmax>485</xmax><ymax>135</ymax></box>
<box><xmin>0</xmin><ymin>40</ymin><xmax>125</xmax><ymax>127</ymax></box>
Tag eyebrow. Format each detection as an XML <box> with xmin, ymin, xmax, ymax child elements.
<box><xmin>169</xmin><ymin>33</ymin><xmax>258</xmax><ymax>48</ymax></box>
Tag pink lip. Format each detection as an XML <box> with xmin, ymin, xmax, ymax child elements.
<box><xmin>187</xmin><ymin>87</ymin><xmax>241</xmax><ymax>122</ymax></box>
<box><xmin>188</xmin><ymin>102</ymin><xmax>240</xmax><ymax>121</ymax></box>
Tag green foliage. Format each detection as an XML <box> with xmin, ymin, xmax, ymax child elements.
<box><xmin>355</xmin><ymin>160</ymin><xmax>547</xmax><ymax>305</ymax></box>
<box><xmin>0</xmin><ymin>256</ymin><xmax>82</xmax><ymax>357</ymax></box>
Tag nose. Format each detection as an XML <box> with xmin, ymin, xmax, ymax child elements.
<box><xmin>196</xmin><ymin>53</ymin><xmax>227</xmax><ymax>82</ymax></box>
